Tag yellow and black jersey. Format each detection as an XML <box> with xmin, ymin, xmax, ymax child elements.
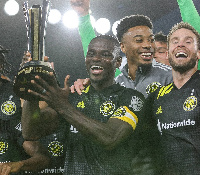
<box><xmin>65</xmin><ymin>84</ymin><xmax>146</xmax><ymax>175</ymax></box>
<box><xmin>0</xmin><ymin>81</ymin><xmax>28</xmax><ymax>174</ymax></box>
<box><xmin>144</xmin><ymin>70</ymin><xmax>200</xmax><ymax>174</ymax></box>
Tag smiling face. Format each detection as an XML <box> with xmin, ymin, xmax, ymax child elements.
<box><xmin>154</xmin><ymin>41</ymin><xmax>169</xmax><ymax>65</ymax></box>
<box><xmin>168</xmin><ymin>28</ymin><xmax>200</xmax><ymax>74</ymax></box>
<box><xmin>120</xmin><ymin>26</ymin><xmax>155</xmax><ymax>66</ymax></box>
<box><xmin>85</xmin><ymin>37</ymin><xmax>121</xmax><ymax>86</ymax></box>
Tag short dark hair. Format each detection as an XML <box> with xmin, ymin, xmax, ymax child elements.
<box><xmin>116</xmin><ymin>15</ymin><xmax>153</xmax><ymax>42</ymax></box>
<box><xmin>155</xmin><ymin>32</ymin><xmax>167</xmax><ymax>43</ymax></box>
<box><xmin>89</xmin><ymin>35</ymin><xmax>121</xmax><ymax>59</ymax></box>
<box><xmin>168</xmin><ymin>22</ymin><xmax>200</xmax><ymax>49</ymax></box>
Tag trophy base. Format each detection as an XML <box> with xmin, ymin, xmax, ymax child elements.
<box><xmin>13</xmin><ymin>61</ymin><xmax>58</xmax><ymax>100</ymax></box>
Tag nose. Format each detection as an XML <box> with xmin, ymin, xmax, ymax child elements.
<box><xmin>142</xmin><ymin>40</ymin><xmax>152</xmax><ymax>49</ymax></box>
<box><xmin>177</xmin><ymin>41</ymin><xmax>186</xmax><ymax>48</ymax></box>
<box><xmin>91</xmin><ymin>53</ymin><xmax>102</xmax><ymax>61</ymax></box>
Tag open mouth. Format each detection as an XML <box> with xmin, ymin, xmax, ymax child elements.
<box><xmin>140</xmin><ymin>52</ymin><xmax>153</xmax><ymax>60</ymax></box>
<box><xmin>90</xmin><ymin>65</ymin><xmax>104</xmax><ymax>74</ymax></box>
<box><xmin>175</xmin><ymin>52</ymin><xmax>188</xmax><ymax>58</ymax></box>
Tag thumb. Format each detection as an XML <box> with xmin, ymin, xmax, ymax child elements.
<box><xmin>64</xmin><ymin>75</ymin><xmax>70</xmax><ymax>89</ymax></box>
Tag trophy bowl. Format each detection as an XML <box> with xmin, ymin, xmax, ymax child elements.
<box><xmin>13</xmin><ymin>60</ymin><xmax>57</xmax><ymax>100</ymax></box>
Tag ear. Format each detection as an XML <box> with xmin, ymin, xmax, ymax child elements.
<box><xmin>120</xmin><ymin>42</ymin><xmax>126</xmax><ymax>53</ymax></box>
<box><xmin>197</xmin><ymin>50</ymin><xmax>200</xmax><ymax>60</ymax></box>
<box><xmin>115</xmin><ymin>56</ymin><xmax>122</xmax><ymax>68</ymax></box>
<box><xmin>166</xmin><ymin>51</ymin><xmax>169</xmax><ymax>59</ymax></box>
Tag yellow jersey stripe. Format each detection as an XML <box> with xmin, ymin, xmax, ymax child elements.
<box><xmin>157</xmin><ymin>83</ymin><xmax>173</xmax><ymax>99</ymax></box>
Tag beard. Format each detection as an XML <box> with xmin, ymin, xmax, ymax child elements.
<box><xmin>169</xmin><ymin>53</ymin><xmax>198</xmax><ymax>74</ymax></box>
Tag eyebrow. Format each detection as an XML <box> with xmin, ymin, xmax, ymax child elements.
<box><xmin>171</xmin><ymin>36</ymin><xmax>194</xmax><ymax>41</ymax></box>
<box><xmin>133</xmin><ymin>34</ymin><xmax>154</xmax><ymax>38</ymax></box>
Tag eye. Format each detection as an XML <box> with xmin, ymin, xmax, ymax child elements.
<box><xmin>87</xmin><ymin>51</ymin><xmax>95</xmax><ymax>57</ymax></box>
<box><xmin>172</xmin><ymin>40</ymin><xmax>178</xmax><ymax>44</ymax></box>
<box><xmin>186</xmin><ymin>40</ymin><xmax>192</xmax><ymax>44</ymax></box>
<box><xmin>135</xmin><ymin>39</ymin><xmax>143</xmax><ymax>43</ymax></box>
<box><xmin>102</xmin><ymin>52</ymin><xmax>113</xmax><ymax>58</ymax></box>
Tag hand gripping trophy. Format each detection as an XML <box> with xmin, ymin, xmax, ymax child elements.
<box><xmin>13</xmin><ymin>0</ymin><xmax>58</xmax><ymax>100</ymax></box>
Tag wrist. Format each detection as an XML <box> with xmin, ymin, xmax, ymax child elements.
<box><xmin>79</xmin><ymin>14</ymin><xmax>90</xmax><ymax>25</ymax></box>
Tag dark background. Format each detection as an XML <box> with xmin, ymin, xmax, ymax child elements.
<box><xmin>1</xmin><ymin>0</ymin><xmax>200</xmax><ymax>86</ymax></box>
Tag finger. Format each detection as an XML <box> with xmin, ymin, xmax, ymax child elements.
<box><xmin>64</xmin><ymin>75</ymin><xmax>70</xmax><ymax>89</ymax></box>
<box><xmin>74</xmin><ymin>79</ymin><xmax>85</xmax><ymax>95</ymax></box>
<box><xmin>28</xmin><ymin>89</ymin><xmax>47</xmax><ymax>102</ymax></box>
<box><xmin>34</xmin><ymin>73</ymin><xmax>57</xmax><ymax>91</ymax></box>
<box><xmin>75</xmin><ymin>85</ymin><xmax>83</xmax><ymax>95</ymax></box>
<box><xmin>83</xmin><ymin>78</ymin><xmax>90</xmax><ymax>86</ymax></box>
<box><xmin>50</xmin><ymin>62</ymin><xmax>54</xmax><ymax>70</ymax></box>
<box><xmin>30</xmin><ymin>79</ymin><xmax>48</xmax><ymax>94</ymax></box>
<box><xmin>70</xmin><ymin>85</ymin><xmax>75</xmax><ymax>93</ymax></box>
<box><xmin>44</xmin><ymin>56</ymin><xmax>49</xmax><ymax>62</ymax></box>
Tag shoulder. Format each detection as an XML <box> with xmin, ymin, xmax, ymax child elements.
<box><xmin>152</xmin><ymin>61</ymin><xmax>172</xmax><ymax>72</ymax></box>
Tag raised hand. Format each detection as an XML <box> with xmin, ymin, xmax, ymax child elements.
<box><xmin>28</xmin><ymin>74</ymin><xmax>70</xmax><ymax>112</ymax></box>
<box><xmin>70</xmin><ymin>0</ymin><xmax>90</xmax><ymax>16</ymax></box>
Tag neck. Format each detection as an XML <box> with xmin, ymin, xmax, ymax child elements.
<box><xmin>91</xmin><ymin>79</ymin><xmax>114</xmax><ymax>91</ymax></box>
<box><xmin>172</xmin><ymin>68</ymin><xmax>197</xmax><ymax>89</ymax></box>
<box><xmin>127</xmin><ymin>62</ymin><xmax>138</xmax><ymax>80</ymax></box>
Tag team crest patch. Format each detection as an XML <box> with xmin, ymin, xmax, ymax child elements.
<box><xmin>112</xmin><ymin>106</ymin><xmax>126</xmax><ymax>117</ymax></box>
<box><xmin>48</xmin><ymin>141</ymin><xmax>64</xmax><ymax>156</ymax></box>
<box><xmin>100</xmin><ymin>101</ymin><xmax>115</xmax><ymax>116</ymax></box>
<box><xmin>146</xmin><ymin>82</ymin><xmax>162</xmax><ymax>95</ymax></box>
<box><xmin>183</xmin><ymin>96</ymin><xmax>197</xmax><ymax>111</ymax></box>
<box><xmin>1</xmin><ymin>101</ymin><xmax>16</xmax><ymax>115</ymax></box>
<box><xmin>0</xmin><ymin>140</ymin><xmax>8</xmax><ymax>154</ymax></box>
<box><xmin>129</xmin><ymin>96</ymin><xmax>144</xmax><ymax>111</ymax></box>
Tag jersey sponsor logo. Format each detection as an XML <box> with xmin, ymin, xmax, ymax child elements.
<box><xmin>129</xmin><ymin>96</ymin><xmax>144</xmax><ymax>111</ymax></box>
<box><xmin>183</xmin><ymin>96</ymin><xmax>197</xmax><ymax>111</ymax></box>
<box><xmin>1</xmin><ymin>100</ymin><xmax>16</xmax><ymax>115</ymax></box>
<box><xmin>157</xmin><ymin>118</ymin><xmax>196</xmax><ymax>135</ymax></box>
<box><xmin>48</xmin><ymin>141</ymin><xmax>64</xmax><ymax>156</ymax></box>
<box><xmin>100</xmin><ymin>101</ymin><xmax>115</xmax><ymax>116</ymax></box>
<box><xmin>77</xmin><ymin>101</ymin><xmax>85</xmax><ymax>109</ymax></box>
<box><xmin>146</xmin><ymin>82</ymin><xmax>162</xmax><ymax>95</ymax></box>
<box><xmin>156</xmin><ymin>106</ymin><xmax>162</xmax><ymax>114</ymax></box>
<box><xmin>39</xmin><ymin>167</ymin><xmax>65</xmax><ymax>174</ymax></box>
<box><xmin>0</xmin><ymin>139</ymin><xmax>8</xmax><ymax>154</ymax></box>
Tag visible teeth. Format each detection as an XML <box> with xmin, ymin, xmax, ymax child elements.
<box><xmin>175</xmin><ymin>52</ymin><xmax>188</xmax><ymax>58</ymax></box>
<box><xmin>91</xmin><ymin>66</ymin><xmax>103</xmax><ymax>70</ymax></box>
<box><xmin>141</xmin><ymin>53</ymin><xmax>152</xmax><ymax>56</ymax></box>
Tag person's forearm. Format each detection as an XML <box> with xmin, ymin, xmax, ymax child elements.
<box><xmin>177</xmin><ymin>0</ymin><xmax>200</xmax><ymax>33</ymax></box>
<box><xmin>19</xmin><ymin>154</ymin><xmax>49</xmax><ymax>172</ymax></box>
<box><xmin>57</xmin><ymin>103</ymin><xmax>132</xmax><ymax>150</ymax></box>
<box><xmin>22</xmin><ymin>100</ymin><xmax>41</xmax><ymax>140</ymax></box>
<box><xmin>79</xmin><ymin>14</ymin><xmax>96</xmax><ymax>57</ymax></box>
<box><xmin>20</xmin><ymin>141</ymin><xmax>50</xmax><ymax>172</ymax></box>
<box><xmin>22</xmin><ymin>101</ymin><xmax>58</xmax><ymax>140</ymax></box>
